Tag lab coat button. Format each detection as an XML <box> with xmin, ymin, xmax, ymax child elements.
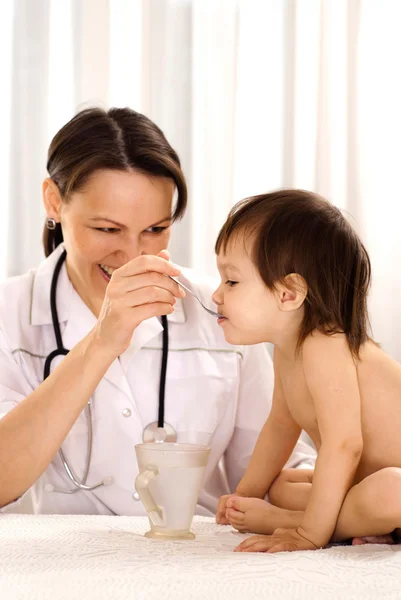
<box><xmin>122</xmin><ymin>408</ymin><xmax>131</xmax><ymax>417</ymax></box>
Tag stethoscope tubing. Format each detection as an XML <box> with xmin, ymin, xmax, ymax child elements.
<box><xmin>43</xmin><ymin>249</ymin><xmax>173</xmax><ymax>495</ymax></box>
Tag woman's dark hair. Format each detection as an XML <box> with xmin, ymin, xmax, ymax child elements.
<box><xmin>215</xmin><ymin>189</ymin><xmax>372</xmax><ymax>358</ymax></box>
<box><xmin>43</xmin><ymin>107</ymin><xmax>187</xmax><ymax>256</ymax></box>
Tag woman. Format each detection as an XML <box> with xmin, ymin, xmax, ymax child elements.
<box><xmin>0</xmin><ymin>107</ymin><xmax>315</xmax><ymax>516</ymax></box>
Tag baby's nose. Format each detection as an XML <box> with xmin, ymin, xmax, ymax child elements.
<box><xmin>211</xmin><ymin>287</ymin><xmax>222</xmax><ymax>306</ymax></box>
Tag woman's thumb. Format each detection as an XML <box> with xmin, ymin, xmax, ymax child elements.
<box><xmin>157</xmin><ymin>249</ymin><xmax>170</xmax><ymax>261</ymax></box>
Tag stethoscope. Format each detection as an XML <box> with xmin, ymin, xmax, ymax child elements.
<box><xmin>43</xmin><ymin>249</ymin><xmax>177</xmax><ymax>495</ymax></box>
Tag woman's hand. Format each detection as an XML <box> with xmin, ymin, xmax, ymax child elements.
<box><xmin>234</xmin><ymin>527</ymin><xmax>320</xmax><ymax>553</ymax></box>
<box><xmin>94</xmin><ymin>250</ymin><xmax>185</xmax><ymax>356</ymax></box>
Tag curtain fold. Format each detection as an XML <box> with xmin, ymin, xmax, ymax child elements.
<box><xmin>1</xmin><ymin>0</ymin><xmax>400</xmax><ymax>360</ymax></box>
<box><xmin>7</xmin><ymin>0</ymin><xmax>51</xmax><ymax>275</ymax></box>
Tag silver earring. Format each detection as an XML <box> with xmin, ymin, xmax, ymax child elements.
<box><xmin>47</xmin><ymin>218</ymin><xmax>57</xmax><ymax>230</ymax></box>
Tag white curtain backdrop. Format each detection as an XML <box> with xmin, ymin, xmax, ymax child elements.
<box><xmin>0</xmin><ymin>0</ymin><xmax>400</xmax><ymax>361</ymax></box>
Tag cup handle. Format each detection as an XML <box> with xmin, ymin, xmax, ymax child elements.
<box><xmin>135</xmin><ymin>466</ymin><xmax>164</xmax><ymax>527</ymax></box>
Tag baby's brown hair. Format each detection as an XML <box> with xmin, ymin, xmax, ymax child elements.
<box><xmin>215</xmin><ymin>189</ymin><xmax>372</xmax><ymax>358</ymax></box>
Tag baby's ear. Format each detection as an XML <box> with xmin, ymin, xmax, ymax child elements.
<box><xmin>275</xmin><ymin>273</ymin><xmax>307</xmax><ymax>312</ymax></box>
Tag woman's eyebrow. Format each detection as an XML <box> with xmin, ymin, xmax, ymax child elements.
<box><xmin>89</xmin><ymin>217</ymin><xmax>125</xmax><ymax>227</ymax></box>
<box><xmin>146</xmin><ymin>216</ymin><xmax>173</xmax><ymax>227</ymax></box>
<box><xmin>88</xmin><ymin>216</ymin><xmax>172</xmax><ymax>228</ymax></box>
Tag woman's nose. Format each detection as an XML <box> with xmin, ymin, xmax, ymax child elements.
<box><xmin>114</xmin><ymin>239</ymin><xmax>142</xmax><ymax>264</ymax></box>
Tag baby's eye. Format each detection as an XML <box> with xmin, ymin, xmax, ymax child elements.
<box><xmin>95</xmin><ymin>227</ymin><xmax>120</xmax><ymax>234</ymax></box>
<box><xmin>225</xmin><ymin>280</ymin><xmax>238</xmax><ymax>287</ymax></box>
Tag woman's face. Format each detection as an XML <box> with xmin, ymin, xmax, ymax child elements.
<box><xmin>44</xmin><ymin>169</ymin><xmax>175</xmax><ymax>315</ymax></box>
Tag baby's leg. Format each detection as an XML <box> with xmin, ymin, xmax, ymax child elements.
<box><xmin>332</xmin><ymin>467</ymin><xmax>401</xmax><ymax>542</ymax></box>
<box><xmin>269</xmin><ymin>468</ymin><xmax>313</xmax><ymax>511</ymax></box>
<box><xmin>227</xmin><ymin>467</ymin><xmax>401</xmax><ymax>541</ymax></box>
<box><xmin>225</xmin><ymin>469</ymin><xmax>313</xmax><ymax>534</ymax></box>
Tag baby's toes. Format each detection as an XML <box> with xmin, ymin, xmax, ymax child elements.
<box><xmin>226</xmin><ymin>508</ymin><xmax>245</xmax><ymax>523</ymax></box>
<box><xmin>226</xmin><ymin>509</ymin><xmax>250</xmax><ymax>532</ymax></box>
<box><xmin>352</xmin><ymin>535</ymin><xmax>395</xmax><ymax>545</ymax></box>
<box><xmin>232</xmin><ymin>523</ymin><xmax>250</xmax><ymax>533</ymax></box>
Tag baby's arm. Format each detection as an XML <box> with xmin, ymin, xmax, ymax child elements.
<box><xmin>216</xmin><ymin>354</ymin><xmax>302</xmax><ymax>522</ymax></box>
<box><xmin>298</xmin><ymin>335</ymin><xmax>363</xmax><ymax>547</ymax></box>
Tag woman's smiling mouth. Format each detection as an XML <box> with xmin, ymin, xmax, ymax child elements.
<box><xmin>98</xmin><ymin>264</ymin><xmax>117</xmax><ymax>281</ymax></box>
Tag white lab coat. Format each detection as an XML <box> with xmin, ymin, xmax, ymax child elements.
<box><xmin>0</xmin><ymin>245</ymin><xmax>315</xmax><ymax>516</ymax></box>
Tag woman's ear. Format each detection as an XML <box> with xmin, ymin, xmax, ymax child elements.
<box><xmin>42</xmin><ymin>178</ymin><xmax>63</xmax><ymax>220</ymax></box>
<box><xmin>275</xmin><ymin>273</ymin><xmax>307</xmax><ymax>312</ymax></box>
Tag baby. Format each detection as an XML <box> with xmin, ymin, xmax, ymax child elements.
<box><xmin>213</xmin><ymin>189</ymin><xmax>401</xmax><ymax>553</ymax></box>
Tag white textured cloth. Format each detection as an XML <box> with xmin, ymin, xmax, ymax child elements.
<box><xmin>0</xmin><ymin>516</ymin><xmax>400</xmax><ymax>599</ymax></box>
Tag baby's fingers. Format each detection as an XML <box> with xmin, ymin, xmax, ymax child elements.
<box><xmin>216</xmin><ymin>495</ymin><xmax>230</xmax><ymax>524</ymax></box>
<box><xmin>234</xmin><ymin>535</ymin><xmax>270</xmax><ymax>553</ymax></box>
<box><xmin>219</xmin><ymin>514</ymin><xmax>231</xmax><ymax>525</ymax></box>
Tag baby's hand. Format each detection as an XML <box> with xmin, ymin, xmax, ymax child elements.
<box><xmin>216</xmin><ymin>493</ymin><xmax>239</xmax><ymax>524</ymax></box>
<box><xmin>235</xmin><ymin>528</ymin><xmax>320</xmax><ymax>553</ymax></box>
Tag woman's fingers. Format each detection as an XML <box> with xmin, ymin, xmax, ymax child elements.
<box><xmin>123</xmin><ymin>286</ymin><xmax>178</xmax><ymax>309</ymax></box>
<box><xmin>157</xmin><ymin>249</ymin><xmax>170</xmax><ymax>260</ymax></box>
<box><xmin>111</xmin><ymin>270</ymin><xmax>185</xmax><ymax>299</ymax></box>
<box><xmin>95</xmin><ymin>253</ymin><xmax>185</xmax><ymax>356</ymax></box>
<box><xmin>117</xmin><ymin>254</ymin><xmax>180</xmax><ymax>278</ymax></box>
<box><xmin>127</xmin><ymin>302</ymin><xmax>175</xmax><ymax>325</ymax></box>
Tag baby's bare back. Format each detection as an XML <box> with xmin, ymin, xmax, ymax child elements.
<box><xmin>282</xmin><ymin>339</ymin><xmax>401</xmax><ymax>484</ymax></box>
<box><xmin>353</xmin><ymin>343</ymin><xmax>401</xmax><ymax>481</ymax></box>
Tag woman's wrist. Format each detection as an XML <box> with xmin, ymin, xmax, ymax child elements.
<box><xmin>89</xmin><ymin>322</ymin><xmax>133</xmax><ymax>360</ymax></box>
<box><xmin>82</xmin><ymin>327</ymin><xmax>121</xmax><ymax>368</ymax></box>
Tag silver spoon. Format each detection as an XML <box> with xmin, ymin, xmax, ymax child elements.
<box><xmin>169</xmin><ymin>276</ymin><xmax>222</xmax><ymax>318</ymax></box>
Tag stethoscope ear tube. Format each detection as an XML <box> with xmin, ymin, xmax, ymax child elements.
<box><xmin>158</xmin><ymin>315</ymin><xmax>169</xmax><ymax>428</ymax></box>
<box><xmin>43</xmin><ymin>249</ymin><xmax>69</xmax><ymax>381</ymax></box>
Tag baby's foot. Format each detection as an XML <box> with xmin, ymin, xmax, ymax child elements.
<box><xmin>352</xmin><ymin>535</ymin><xmax>395</xmax><ymax>545</ymax></box>
<box><xmin>225</xmin><ymin>497</ymin><xmax>295</xmax><ymax>535</ymax></box>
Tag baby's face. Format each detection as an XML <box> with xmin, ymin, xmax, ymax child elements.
<box><xmin>212</xmin><ymin>239</ymin><xmax>279</xmax><ymax>345</ymax></box>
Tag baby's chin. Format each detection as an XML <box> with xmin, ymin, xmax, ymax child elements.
<box><xmin>221</xmin><ymin>328</ymin><xmax>268</xmax><ymax>346</ymax></box>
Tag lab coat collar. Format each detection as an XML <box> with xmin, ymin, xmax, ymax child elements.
<box><xmin>30</xmin><ymin>245</ymin><xmax>72</xmax><ymax>326</ymax></box>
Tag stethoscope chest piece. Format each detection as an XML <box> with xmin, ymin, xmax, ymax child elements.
<box><xmin>142</xmin><ymin>421</ymin><xmax>177</xmax><ymax>443</ymax></box>
<box><xmin>134</xmin><ymin>422</ymin><xmax>177</xmax><ymax>500</ymax></box>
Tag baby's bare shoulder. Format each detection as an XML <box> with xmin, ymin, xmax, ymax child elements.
<box><xmin>359</xmin><ymin>340</ymin><xmax>401</xmax><ymax>374</ymax></box>
<box><xmin>302</xmin><ymin>331</ymin><xmax>350</xmax><ymax>362</ymax></box>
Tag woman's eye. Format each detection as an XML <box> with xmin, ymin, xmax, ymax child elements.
<box><xmin>226</xmin><ymin>280</ymin><xmax>238</xmax><ymax>287</ymax></box>
<box><xmin>145</xmin><ymin>226</ymin><xmax>168</xmax><ymax>234</ymax></box>
<box><xmin>95</xmin><ymin>228</ymin><xmax>120</xmax><ymax>234</ymax></box>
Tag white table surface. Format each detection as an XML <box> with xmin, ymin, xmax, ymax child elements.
<box><xmin>0</xmin><ymin>515</ymin><xmax>400</xmax><ymax>600</ymax></box>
